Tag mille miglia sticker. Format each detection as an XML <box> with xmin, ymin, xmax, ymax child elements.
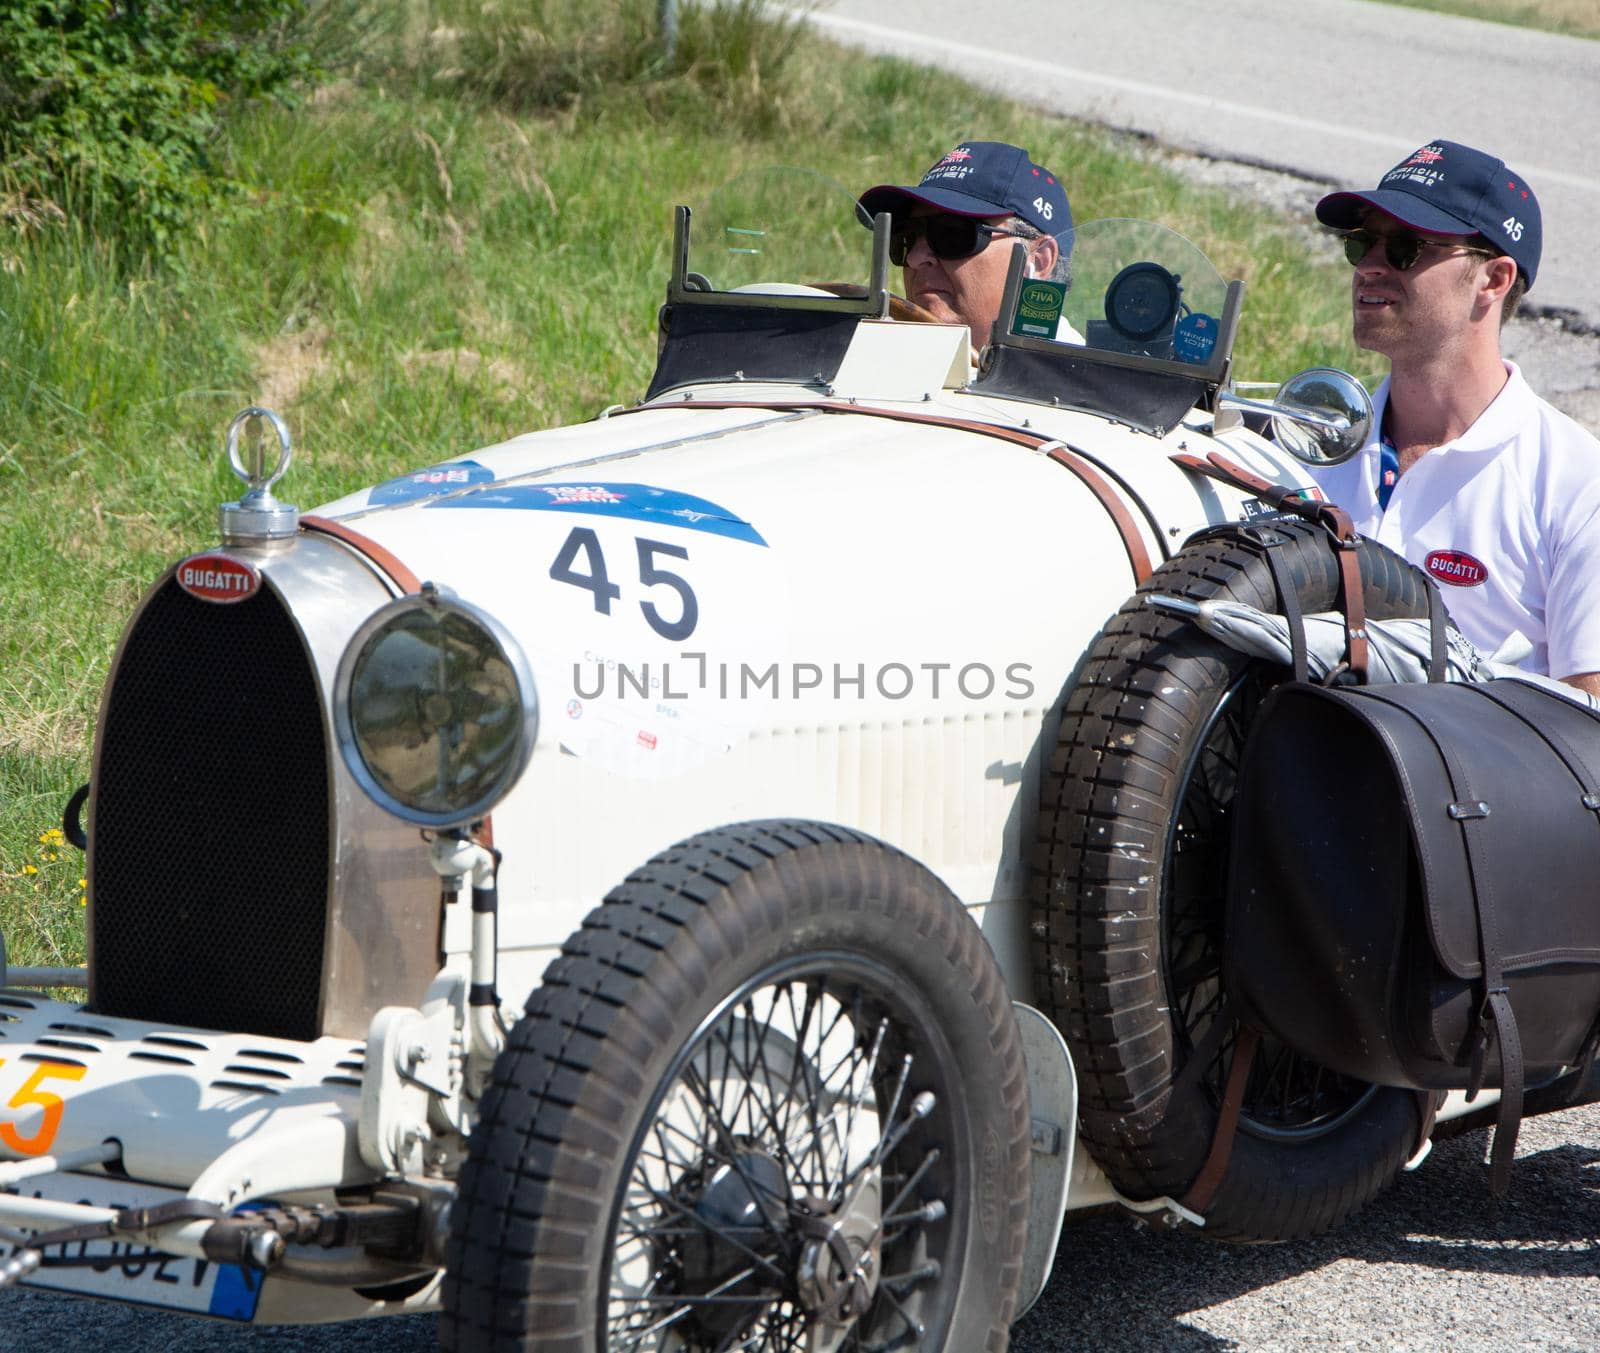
<box><xmin>176</xmin><ymin>553</ymin><xmax>261</xmax><ymax>603</ymax></box>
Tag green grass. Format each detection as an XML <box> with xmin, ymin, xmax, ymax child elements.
<box><xmin>1383</xmin><ymin>0</ymin><xmax>1600</xmax><ymax>39</ymax></box>
<box><xmin>0</xmin><ymin>0</ymin><xmax>1374</xmax><ymax>967</ymax></box>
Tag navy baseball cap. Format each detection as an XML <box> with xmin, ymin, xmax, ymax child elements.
<box><xmin>859</xmin><ymin>141</ymin><xmax>1071</xmax><ymax>236</ymax></box>
<box><xmin>1316</xmin><ymin>139</ymin><xmax>1541</xmax><ymax>289</ymax></box>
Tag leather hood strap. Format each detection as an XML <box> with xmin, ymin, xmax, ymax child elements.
<box><xmin>653</xmin><ymin>399</ymin><xmax>1155</xmax><ymax>583</ymax></box>
<box><xmin>1173</xmin><ymin>450</ymin><xmax>1370</xmax><ymax>682</ymax></box>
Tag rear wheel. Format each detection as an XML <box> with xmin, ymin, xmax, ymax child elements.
<box><xmin>1033</xmin><ymin>521</ymin><xmax>1429</xmax><ymax>1240</ymax></box>
<box><xmin>443</xmin><ymin>820</ymin><xmax>1030</xmax><ymax>1351</ymax></box>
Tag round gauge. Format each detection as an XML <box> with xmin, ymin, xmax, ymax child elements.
<box><xmin>1105</xmin><ymin>261</ymin><xmax>1181</xmax><ymax>342</ymax></box>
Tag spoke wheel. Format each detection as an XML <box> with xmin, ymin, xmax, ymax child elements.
<box><xmin>443</xmin><ymin>821</ymin><xmax>1029</xmax><ymax>1352</ymax></box>
<box><xmin>609</xmin><ymin>963</ymin><xmax>957</xmax><ymax>1351</ymax></box>
<box><xmin>1033</xmin><ymin>519</ymin><xmax>1432</xmax><ymax>1241</ymax></box>
<box><xmin>1166</xmin><ymin>670</ymin><xmax>1379</xmax><ymax>1144</ymax></box>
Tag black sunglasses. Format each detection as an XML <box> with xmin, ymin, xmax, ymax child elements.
<box><xmin>889</xmin><ymin>215</ymin><xmax>1027</xmax><ymax>266</ymax></box>
<box><xmin>1341</xmin><ymin>228</ymin><xmax>1496</xmax><ymax>271</ymax></box>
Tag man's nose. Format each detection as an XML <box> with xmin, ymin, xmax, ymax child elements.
<box><xmin>1353</xmin><ymin>238</ymin><xmax>1391</xmax><ymax>276</ymax></box>
<box><xmin>905</xmin><ymin>231</ymin><xmax>940</xmax><ymax>269</ymax></box>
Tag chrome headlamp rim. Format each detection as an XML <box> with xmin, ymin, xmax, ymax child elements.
<box><xmin>333</xmin><ymin>583</ymin><xmax>539</xmax><ymax>829</ymax></box>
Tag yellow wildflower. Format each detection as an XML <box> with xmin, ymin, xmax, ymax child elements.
<box><xmin>23</xmin><ymin>864</ymin><xmax>37</xmax><ymax>875</ymax></box>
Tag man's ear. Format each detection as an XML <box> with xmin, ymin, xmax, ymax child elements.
<box><xmin>1027</xmin><ymin>233</ymin><xmax>1060</xmax><ymax>279</ymax></box>
<box><xmin>1475</xmin><ymin>253</ymin><xmax>1517</xmax><ymax>314</ymax></box>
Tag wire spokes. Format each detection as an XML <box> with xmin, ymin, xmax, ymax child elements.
<box><xmin>1166</xmin><ymin>668</ymin><xmax>1379</xmax><ymax>1138</ymax></box>
<box><xmin>607</xmin><ymin>973</ymin><xmax>951</xmax><ymax>1351</ymax></box>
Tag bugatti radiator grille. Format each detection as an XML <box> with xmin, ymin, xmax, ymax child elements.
<box><xmin>90</xmin><ymin>579</ymin><xmax>329</xmax><ymax>1040</ymax></box>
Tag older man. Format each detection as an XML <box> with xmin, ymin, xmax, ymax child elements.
<box><xmin>1309</xmin><ymin>139</ymin><xmax>1600</xmax><ymax>694</ymax></box>
<box><xmin>859</xmin><ymin>140</ymin><xmax>1070</xmax><ymax>351</ymax></box>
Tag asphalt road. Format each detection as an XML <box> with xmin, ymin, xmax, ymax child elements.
<box><xmin>1012</xmin><ymin>1104</ymin><xmax>1600</xmax><ymax>1351</ymax></box>
<box><xmin>2</xmin><ymin>1103</ymin><xmax>1596</xmax><ymax>1349</ymax></box>
<box><xmin>802</xmin><ymin>0</ymin><xmax>1600</xmax><ymax>329</ymax></box>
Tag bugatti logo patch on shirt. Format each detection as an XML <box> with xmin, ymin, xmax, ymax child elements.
<box><xmin>1425</xmin><ymin>549</ymin><xmax>1488</xmax><ymax>587</ymax></box>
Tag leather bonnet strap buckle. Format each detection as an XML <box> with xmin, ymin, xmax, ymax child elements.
<box><xmin>1172</xmin><ymin>450</ymin><xmax>1370</xmax><ymax>682</ymax></box>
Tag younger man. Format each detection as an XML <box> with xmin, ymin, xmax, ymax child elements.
<box><xmin>1310</xmin><ymin>139</ymin><xmax>1600</xmax><ymax>693</ymax></box>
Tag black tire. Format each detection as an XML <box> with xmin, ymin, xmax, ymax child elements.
<box><xmin>1032</xmin><ymin>520</ymin><xmax>1430</xmax><ymax>1241</ymax></box>
<box><xmin>442</xmin><ymin>819</ymin><xmax>1031</xmax><ymax>1352</ymax></box>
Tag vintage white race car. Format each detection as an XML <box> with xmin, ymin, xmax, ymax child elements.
<box><xmin>0</xmin><ymin>180</ymin><xmax>1499</xmax><ymax>1349</ymax></box>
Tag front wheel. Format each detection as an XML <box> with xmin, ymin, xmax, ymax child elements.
<box><xmin>442</xmin><ymin>820</ymin><xmax>1031</xmax><ymax>1352</ymax></box>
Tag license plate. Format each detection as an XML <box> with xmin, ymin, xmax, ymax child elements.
<box><xmin>6</xmin><ymin>1174</ymin><xmax>262</xmax><ymax>1320</ymax></box>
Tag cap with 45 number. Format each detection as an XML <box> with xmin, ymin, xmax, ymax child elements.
<box><xmin>859</xmin><ymin>141</ymin><xmax>1071</xmax><ymax>237</ymax></box>
<box><xmin>1316</xmin><ymin>139</ymin><xmax>1541</xmax><ymax>289</ymax></box>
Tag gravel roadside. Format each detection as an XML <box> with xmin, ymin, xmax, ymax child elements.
<box><xmin>3</xmin><ymin>1102</ymin><xmax>1595</xmax><ymax>1350</ymax></box>
<box><xmin>1012</xmin><ymin>1102</ymin><xmax>1600</xmax><ymax>1352</ymax></box>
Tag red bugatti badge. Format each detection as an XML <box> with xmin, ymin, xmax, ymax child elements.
<box><xmin>1424</xmin><ymin>549</ymin><xmax>1488</xmax><ymax>587</ymax></box>
<box><xmin>176</xmin><ymin>552</ymin><xmax>261</xmax><ymax>603</ymax></box>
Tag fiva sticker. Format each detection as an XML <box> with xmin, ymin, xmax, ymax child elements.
<box><xmin>1011</xmin><ymin>280</ymin><xmax>1068</xmax><ymax>340</ymax></box>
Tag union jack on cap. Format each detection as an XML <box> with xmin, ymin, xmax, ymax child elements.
<box><xmin>1313</xmin><ymin>138</ymin><xmax>1542</xmax><ymax>289</ymax></box>
<box><xmin>858</xmin><ymin>141</ymin><xmax>1072</xmax><ymax>240</ymax></box>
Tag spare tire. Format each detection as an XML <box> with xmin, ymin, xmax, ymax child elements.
<box><xmin>1032</xmin><ymin>519</ymin><xmax>1432</xmax><ymax>1241</ymax></box>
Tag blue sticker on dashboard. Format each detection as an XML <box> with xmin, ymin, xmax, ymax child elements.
<box><xmin>1172</xmin><ymin>313</ymin><xmax>1218</xmax><ymax>365</ymax></box>
<box><xmin>369</xmin><ymin>459</ymin><xmax>497</xmax><ymax>505</ymax></box>
<box><xmin>432</xmin><ymin>482</ymin><xmax>767</xmax><ymax>545</ymax></box>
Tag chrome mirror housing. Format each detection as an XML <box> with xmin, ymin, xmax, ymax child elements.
<box><xmin>1217</xmin><ymin>367</ymin><xmax>1372</xmax><ymax>466</ymax></box>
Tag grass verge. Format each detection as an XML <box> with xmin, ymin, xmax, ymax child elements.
<box><xmin>0</xmin><ymin>0</ymin><xmax>1372</xmax><ymax>965</ymax></box>
<box><xmin>1385</xmin><ymin>0</ymin><xmax>1600</xmax><ymax>39</ymax></box>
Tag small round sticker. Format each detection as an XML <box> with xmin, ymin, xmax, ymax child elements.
<box><xmin>1172</xmin><ymin>312</ymin><xmax>1218</xmax><ymax>365</ymax></box>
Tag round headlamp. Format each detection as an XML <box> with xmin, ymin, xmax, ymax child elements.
<box><xmin>334</xmin><ymin>584</ymin><xmax>538</xmax><ymax>828</ymax></box>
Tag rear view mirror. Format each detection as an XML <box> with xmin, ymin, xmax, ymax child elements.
<box><xmin>1218</xmin><ymin>367</ymin><xmax>1372</xmax><ymax>466</ymax></box>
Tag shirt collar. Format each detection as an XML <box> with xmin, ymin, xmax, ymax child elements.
<box><xmin>1370</xmin><ymin>361</ymin><xmax>1529</xmax><ymax>458</ymax></box>
<box><xmin>1451</xmin><ymin>360</ymin><xmax>1531</xmax><ymax>452</ymax></box>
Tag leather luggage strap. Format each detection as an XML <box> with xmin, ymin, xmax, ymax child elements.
<box><xmin>301</xmin><ymin>515</ymin><xmax>423</xmax><ymax>594</ymax></box>
<box><xmin>1358</xmin><ymin>685</ymin><xmax>1524</xmax><ymax>1195</ymax></box>
<box><xmin>1172</xmin><ymin>450</ymin><xmax>1370</xmax><ymax>682</ymax></box>
<box><xmin>1166</xmin><ymin>1000</ymin><xmax>1252</xmax><ymax>1217</ymax></box>
<box><xmin>646</xmin><ymin>399</ymin><xmax>1153</xmax><ymax>582</ymax></box>
<box><xmin>1179</xmin><ymin>1023</ymin><xmax>1260</xmax><ymax>1215</ymax></box>
<box><xmin>1259</xmin><ymin>535</ymin><xmax>1310</xmax><ymax>684</ymax></box>
<box><xmin>1414</xmin><ymin>1089</ymin><xmax>1444</xmax><ymax>1159</ymax></box>
<box><xmin>1169</xmin><ymin>1003</ymin><xmax>1236</xmax><ymax>1099</ymax></box>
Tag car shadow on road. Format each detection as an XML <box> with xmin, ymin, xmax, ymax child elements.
<box><xmin>1012</xmin><ymin>1108</ymin><xmax>1600</xmax><ymax>1352</ymax></box>
<box><xmin>2</xmin><ymin>1114</ymin><xmax>1592</xmax><ymax>1352</ymax></box>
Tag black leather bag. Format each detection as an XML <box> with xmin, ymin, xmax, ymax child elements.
<box><xmin>1225</xmin><ymin>677</ymin><xmax>1600</xmax><ymax>1190</ymax></box>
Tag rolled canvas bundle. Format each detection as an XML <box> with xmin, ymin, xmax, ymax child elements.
<box><xmin>1225</xmin><ymin>677</ymin><xmax>1600</xmax><ymax>1192</ymax></box>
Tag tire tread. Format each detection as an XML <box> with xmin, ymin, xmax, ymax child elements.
<box><xmin>442</xmin><ymin>820</ymin><xmax>1029</xmax><ymax>1351</ymax></box>
<box><xmin>1030</xmin><ymin>523</ymin><xmax>1427</xmax><ymax>1240</ymax></box>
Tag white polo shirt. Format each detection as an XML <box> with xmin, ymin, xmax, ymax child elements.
<box><xmin>1311</xmin><ymin>362</ymin><xmax>1600</xmax><ymax>678</ymax></box>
